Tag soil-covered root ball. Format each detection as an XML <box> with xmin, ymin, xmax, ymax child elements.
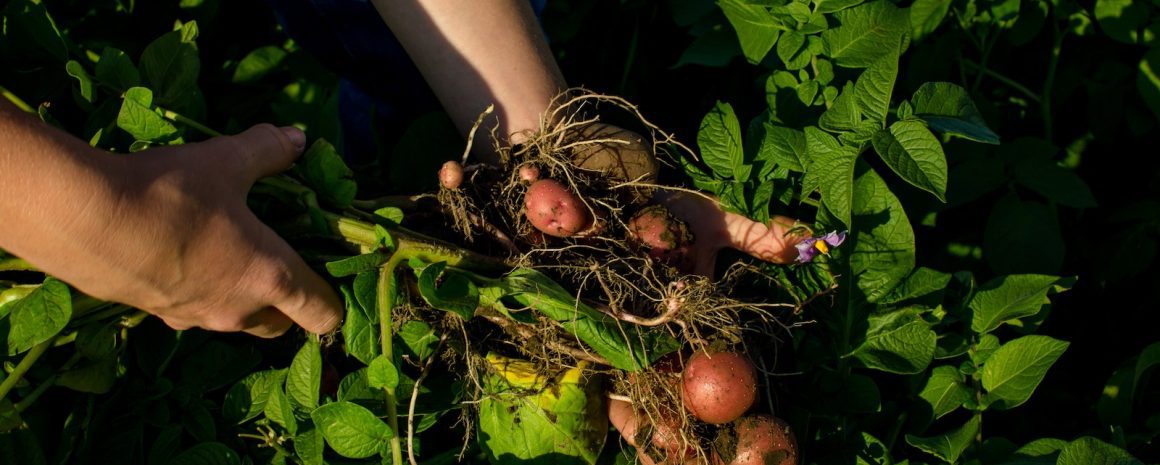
<box><xmin>523</xmin><ymin>179</ymin><xmax>593</xmax><ymax>237</ymax></box>
<box><xmin>628</xmin><ymin>205</ymin><xmax>693</xmax><ymax>267</ymax></box>
<box><xmin>439</xmin><ymin>160</ymin><xmax>464</xmax><ymax>190</ymax></box>
<box><xmin>681</xmin><ymin>351</ymin><xmax>758</xmax><ymax>424</ymax></box>
<box><xmin>712</xmin><ymin>415</ymin><xmax>798</xmax><ymax>465</ymax></box>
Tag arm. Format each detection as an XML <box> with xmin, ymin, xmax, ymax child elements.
<box><xmin>0</xmin><ymin>100</ymin><xmax>341</xmax><ymax>336</ymax></box>
<box><xmin>369</xmin><ymin>0</ymin><xmax>566</xmax><ymax>150</ymax></box>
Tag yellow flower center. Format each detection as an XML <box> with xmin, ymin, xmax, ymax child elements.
<box><xmin>814</xmin><ymin>240</ymin><xmax>830</xmax><ymax>255</ymax></box>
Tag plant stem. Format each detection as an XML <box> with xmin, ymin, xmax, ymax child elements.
<box><xmin>0</xmin><ymin>339</ymin><xmax>53</xmax><ymax>402</ymax></box>
<box><xmin>971</xmin><ymin>29</ymin><xmax>1001</xmax><ymax>93</ymax></box>
<box><xmin>0</xmin><ymin>258</ymin><xmax>36</xmax><ymax>272</ymax></box>
<box><xmin>1043</xmin><ymin>25</ymin><xmax>1065</xmax><ymax>143</ymax></box>
<box><xmin>378</xmin><ymin>262</ymin><xmax>404</xmax><ymax>465</ymax></box>
<box><xmin>0</xmin><ymin>85</ymin><xmax>35</xmax><ymax>113</ymax></box>
<box><xmin>320</xmin><ymin>211</ymin><xmax>511</xmax><ymax>271</ymax></box>
<box><xmin>158</xmin><ymin>107</ymin><xmax>223</xmax><ymax>138</ymax></box>
<box><xmin>961</xmin><ymin>59</ymin><xmax>1041</xmax><ymax>102</ymax></box>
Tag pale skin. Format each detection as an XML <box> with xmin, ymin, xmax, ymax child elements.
<box><xmin>0</xmin><ymin>0</ymin><xmax>801</xmax><ymax>338</ymax></box>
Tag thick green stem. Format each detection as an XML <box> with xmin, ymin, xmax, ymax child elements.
<box><xmin>321</xmin><ymin>212</ymin><xmax>511</xmax><ymax>272</ymax></box>
<box><xmin>157</xmin><ymin>107</ymin><xmax>223</xmax><ymax>138</ymax></box>
<box><xmin>0</xmin><ymin>339</ymin><xmax>53</xmax><ymax>402</ymax></box>
<box><xmin>378</xmin><ymin>261</ymin><xmax>404</xmax><ymax>465</ymax></box>
<box><xmin>0</xmin><ymin>85</ymin><xmax>35</xmax><ymax>113</ymax></box>
<box><xmin>0</xmin><ymin>258</ymin><xmax>36</xmax><ymax>272</ymax></box>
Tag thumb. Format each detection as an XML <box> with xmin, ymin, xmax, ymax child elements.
<box><xmin>225</xmin><ymin>123</ymin><xmax>307</xmax><ymax>186</ymax></box>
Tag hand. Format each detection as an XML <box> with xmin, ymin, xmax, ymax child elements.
<box><xmin>0</xmin><ymin>107</ymin><xmax>342</xmax><ymax>337</ymax></box>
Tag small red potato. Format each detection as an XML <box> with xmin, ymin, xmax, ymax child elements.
<box><xmin>629</xmin><ymin>205</ymin><xmax>693</xmax><ymax>267</ymax></box>
<box><xmin>439</xmin><ymin>160</ymin><xmax>464</xmax><ymax>189</ymax></box>
<box><xmin>681</xmin><ymin>351</ymin><xmax>758</xmax><ymax>424</ymax></box>
<box><xmin>712</xmin><ymin>415</ymin><xmax>798</xmax><ymax>465</ymax></box>
<box><xmin>518</xmin><ymin>164</ymin><xmax>541</xmax><ymax>184</ymax></box>
<box><xmin>524</xmin><ymin>179</ymin><xmax>593</xmax><ymax>237</ymax></box>
<box><xmin>608</xmin><ymin>399</ymin><xmax>695</xmax><ymax>465</ymax></box>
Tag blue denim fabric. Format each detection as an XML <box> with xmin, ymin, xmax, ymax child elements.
<box><xmin>265</xmin><ymin>0</ymin><xmax>548</xmax><ymax>161</ymax></box>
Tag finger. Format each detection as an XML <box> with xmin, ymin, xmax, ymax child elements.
<box><xmin>258</xmin><ymin>234</ymin><xmax>344</xmax><ymax>335</ymax></box>
<box><xmin>161</xmin><ymin>317</ymin><xmax>194</xmax><ymax>331</ymax></box>
<box><xmin>244</xmin><ymin>307</ymin><xmax>295</xmax><ymax>338</ymax></box>
<box><xmin>225</xmin><ymin>123</ymin><xmax>307</xmax><ymax>186</ymax></box>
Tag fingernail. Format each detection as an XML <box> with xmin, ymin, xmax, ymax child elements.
<box><xmin>281</xmin><ymin>127</ymin><xmax>306</xmax><ymax>150</ymax></box>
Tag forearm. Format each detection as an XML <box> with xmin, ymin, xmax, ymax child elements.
<box><xmin>0</xmin><ymin>101</ymin><xmax>124</xmax><ymax>274</ymax></box>
<box><xmin>370</xmin><ymin>0</ymin><xmax>566</xmax><ymax>148</ymax></box>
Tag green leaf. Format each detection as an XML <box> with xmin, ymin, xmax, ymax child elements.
<box><xmin>871</xmin><ymin>120</ymin><xmax>948</xmax><ymax>201</ymax></box>
<box><xmin>499</xmin><ymin>269</ymin><xmax>679</xmax><ymax>371</ymax></box>
<box><xmin>167</xmin><ymin>443</ymin><xmax>241</xmax><ymax>465</ymax></box>
<box><xmin>264</xmin><ymin>381</ymin><xmax>297</xmax><ymax>435</ymax></box>
<box><xmin>478</xmin><ymin>356</ymin><xmax>607</xmax><ymax>465</ymax></box>
<box><xmin>851</xmin><ymin>308</ymin><xmax>937</xmax><ymax>374</ymax></box>
<box><xmin>75</xmin><ymin>323</ymin><xmax>117</xmax><ymax>360</ymax></box>
<box><xmin>905</xmin><ymin>415</ymin><xmax>981</xmax><ymax>464</ymax></box>
<box><xmin>805</xmin><ymin>127</ymin><xmax>857</xmax><ymax>227</ymax></box>
<box><xmin>287</xmin><ymin>338</ymin><xmax>322</xmax><ymax>412</ymax></box>
<box><xmin>698</xmin><ymin>101</ymin><xmax>748</xmax><ymax>180</ymax></box>
<box><xmin>233</xmin><ymin>45</ymin><xmax>288</xmax><ymax>83</ymax></box>
<box><xmin>1140</xmin><ymin>49</ymin><xmax>1160</xmax><ymax>122</ymax></box>
<box><xmin>223</xmin><ymin>369</ymin><xmax>287</xmax><ymax>424</ymax></box>
<box><xmin>325</xmin><ymin>251</ymin><xmax>390</xmax><ymax>278</ymax></box>
<box><xmin>910</xmin><ymin>0</ymin><xmax>952</xmax><ymax>41</ymax></box>
<box><xmin>971</xmin><ymin>334</ymin><xmax>1001</xmax><ymax>366</ymax></box>
<box><xmin>1</xmin><ymin>0</ymin><xmax>68</xmax><ymax>63</ymax></box>
<box><xmin>311</xmin><ymin>401</ymin><xmax>394</xmax><ymax>459</ymax></box>
<box><xmin>777</xmin><ymin>31</ymin><xmax>812</xmax><ymax>70</ymax></box>
<box><xmin>340</xmin><ymin>283</ymin><xmax>379</xmax><ymax>365</ymax></box>
<box><xmin>854</xmin><ymin>51</ymin><xmax>899</xmax><ymax>124</ymax></box>
<box><xmin>55</xmin><ymin>357</ymin><xmax>119</xmax><ymax>394</ymax></box>
<box><xmin>367</xmin><ymin>355</ymin><xmax>400</xmax><ymax>390</ymax></box>
<box><xmin>65</xmin><ymin>60</ymin><xmax>96</xmax><ymax>103</ymax></box>
<box><xmin>4</xmin><ymin>278</ymin><xmax>71</xmax><ymax>355</ymax></box>
<box><xmin>140</xmin><ymin>21</ymin><xmax>200</xmax><ymax>106</ymax></box>
<box><xmin>911</xmin><ymin>82</ymin><xmax>999</xmax><ymax>144</ymax></box>
<box><xmin>981</xmin><ymin>335</ymin><xmax>1069</xmax><ymax>410</ymax></box>
<box><xmin>968</xmin><ymin>274</ymin><xmax>1072</xmax><ymax>334</ymax></box>
<box><xmin>1004</xmin><ymin>438</ymin><xmax>1068</xmax><ymax>465</ymax></box>
<box><xmin>919</xmin><ymin>365</ymin><xmax>972</xmax><ymax>419</ymax></box>
<box><xmin>296</xmin><ymin>139</ymin><xmax>357</xmax><ymax>208</ymax></box>
<box><xmin>718</xmin><ymin>0</ymin><xmax>782</xmax><ymax>64</ymax></box>
<box><xmin>1131</xmin><ymin>342</ymin><xmax>1160</xmax><ymax>399</ymax></box>
<box><xmin>817</xmin><ymin>0</ymin><xmax>867</xmax><ymax>14</ymax></box>
<box><xmin>117</xmin><ymin>87</ymin><xmax>180</xmax><ymax>143</ymax></box>
<box><xmin>1094</xmin><ymin>0</ymin><xmax>1153</xmax><ymax>44</ymax></box>
<box><xmin>1013</xmin><ymin>159</ymin><xmax>1098</xmax><ymax>208</ymax></box>
<box><xmin>879</xmin><ymin>267</ymin><xmax>952</xmax><ymax>305</ymax></box>
<box><xmin>1056</xmin><ymin>437</ymin><xmax>1144</xmax><ymax>465</ymax></box>
<box><xmin>399</xmin><ymin>320</ymin><xmax>439</xmax><ymax>362</ymax></box>
<box><xmin>295</xmin><ymin>425</ymin><xmax>325</xmax><ymax>465</ymax></box>
<box><xmin>758</xmin><ymin>124</ymin><xmax>807</xmax><ymax>172</ymax></box>
<box><xmin>821</xmin><ymin>0</ymin><xmax>909</xmax><ymax>68</ymax></box>
<box><xmin>846</xmin><ymin>161</ymin><xmax>916</xmax><ymax>302</ymax></box>
<box><xmin>673</xmin><ymin>24</ymin><xmax>742</xmax><ymax>68</ymax></box>
<box><xmin>96</xmin><ymin>47</ymin><xmax>140</xmax><ymax>91</ymax></box>
<box><xmin>983</xmin><ymin>196</ymin><xmax>1064</xmax><ymax>275</ymax></box>
<box><xmin>415</xmin><ymin>261</ymin><xmax>479</xmax><ymax>320</ymax></box>
<box><xmin>819</xmin><ymin>82</ymin><xmax>863</xmax><ymax>132</ymax></box>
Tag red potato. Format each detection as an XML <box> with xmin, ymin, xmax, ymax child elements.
<box><xmin>524</xmin><ymin>179</ymin><xmax>593</xmax><ymax>237</ymax></box>
<box><xmin>682</xmin><ymin>351</ymin><xmax>758</xmax><ymax>424</ymax></box>
<box><xmin>439</xmin><ymin>160</ymin><xmax>464</xmax><ymax>189</ymax></box>
<box><xmin>712</xmin><ymin>415</ymin><xmax>798</xmax><ymax>465</ymax></box>
<box><xmin>608</xmin><ymin>399</ymin><xmax>696</xmax><ymax>465</ymax></box>
<box><xmin>628</xmin><ymin>205</ymin><xmax>693</xmax><ymax>267</ymax></box>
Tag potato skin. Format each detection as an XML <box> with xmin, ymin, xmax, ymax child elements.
<box><xmin>681</xmin><ymin>351</ymin><xmax>758</xmax><ymax>424</ymax></box>
<box><xmin>608</xmin><ymin>399</ymin><xmax>694</xmax><ymax>465</ymax></box>
<box><xmin>524</xmin><ymin>179</ymin><xmax>593</xmax><ymax>237</ymax></box>
<box><xmin>439</xmin><ymin>160</ymin><xmax>464</xmax><ymax>189</ymax></box>
<box><xmin>570</xmin><ymin>122</ymin><xmax>659</xmax><ymax>184</ymax></box>
<box><xmin>629</xmin><ymin>206</ymin><xmax>693</xmax><ymax>267</ymax></box>
<box><xmin>713</xmin><ymin>415</ymin><xmax>798</xmax><ymax>465</ymax></box>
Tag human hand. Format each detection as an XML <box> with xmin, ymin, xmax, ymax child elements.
<box><xmin>0</xmin><ymin>114</ymin><xmax>342</xmax><ymax>337</ymax></box>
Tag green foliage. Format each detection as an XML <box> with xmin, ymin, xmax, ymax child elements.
<box><xmin>311</xmin><ymin>401</ymin><xmax>394</xmax><ymax>459</ymax></box>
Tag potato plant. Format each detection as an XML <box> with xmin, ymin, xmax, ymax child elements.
<box><xmin>2</xmin><ymin>0</ymin><xmax>1159</xmax><ymax>465</ymax></box>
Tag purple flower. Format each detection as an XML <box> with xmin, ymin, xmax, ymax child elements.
<box><xmin>795</xmin><ymin>230</ymin><xmax>848</xmax><ymax>263</ymax></box>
